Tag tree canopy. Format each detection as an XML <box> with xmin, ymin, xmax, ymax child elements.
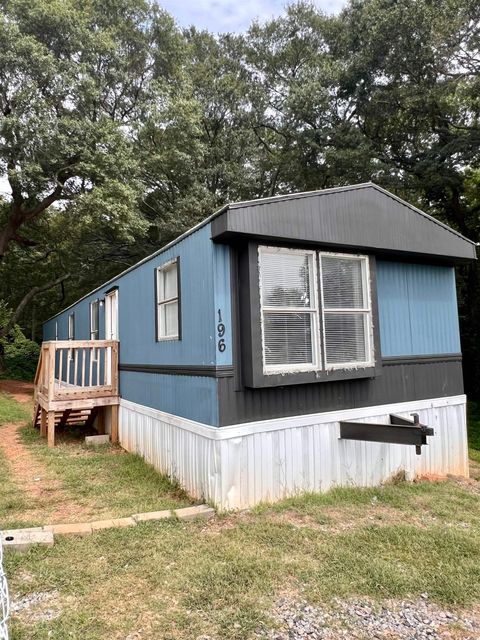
<box><xmin>1</xmin><ymin>0</ymin><xmax>479</xmax><ymax>390</ymax></box>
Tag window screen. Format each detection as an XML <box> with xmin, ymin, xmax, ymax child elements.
<box><xmin>156</xmin><ymin>259</ymin><xmax>180</xmax><ymax>340</ymax></box>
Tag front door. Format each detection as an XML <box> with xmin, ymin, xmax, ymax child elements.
<box><xmin>105</xmin><ymin>290</ymin><xmax>119</xmax><ymax>341</ymax></box>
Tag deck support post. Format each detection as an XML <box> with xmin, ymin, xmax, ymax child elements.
<box><xmin>40</xmin><ymin>409</ymin><xmax>47</xmax><ymax>438</ymax></box>
<box><xmin>47</xmin><ymin>411</ymin><xmax>56</xmax><ymax>448</ymax></box>
<box><xmin>96</xmin><ymin>408</ymin><xmax>105</xmax><ymax>435</ymax></box>
<box><xmin>110</xmin><ymin>404</ymin><xmax>119</xmax><ymax>444</ymax></box>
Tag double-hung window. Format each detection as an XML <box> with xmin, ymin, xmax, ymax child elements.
<box><xmin>156</xmin><ymin>258</ymin><xmax>180</xmax><ymax>340</ymax></box>
<box><xmin>260</xmin><ymin>248</ymin><xmax>318</xmax><ymax>371</ymax></box>
<box><xmin>90</xmin><ymin>300</ymin><xmax>100</xmax><ymax>340</ymax></box>
<box><xmin>259</xmin><ymin>246</ymin><xmax>373</xmax><ymax>374</ymax></box>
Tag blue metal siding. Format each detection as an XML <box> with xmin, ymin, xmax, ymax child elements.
<box><xmin>213</xmin><ymin>242</ymin><xmax>233</xmax><ymax>366</ymax></box>
<box><xmin>118</xmin><ymin>224</ymin><xmax>218</xmax><ymax>366</ymax></box>
<box><xmin>43</xmin><ymin>224</ymin><xmax>233</xmax><ymax>367</ymax></box>
<box><xmin>43</xmin><ymin>223</ymin><xmax>232</xmax><ymax>424</ymax></box>
<box><xmin>377</xmin><ymin>261</ymin><xmax>461</xmax><ymax>356</ymax></box>
<box><xmin>119</xmin><ymin>371</ymin><xmax>218</xmax><ymax>425</ymax></box>
<box><xmin>43</xmin><ymin>295</ymin><xmax>105</xmax><ymax>341</ymax></box>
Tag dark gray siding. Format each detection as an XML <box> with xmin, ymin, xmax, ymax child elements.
<box><xmin>217</xmin><ymin>357</ymin><xmax>464</xmax><ymax>426</ymax></box>
<box><xmin>212</xmin><ymin>184</ymin><xmax>476</xmax><ymax>263</ymax></box>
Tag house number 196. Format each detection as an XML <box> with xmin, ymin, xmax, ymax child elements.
<box><xmin>217</xmin><ymin>309</ymin><xmax>226</xmax><ymax>353</ymax></box>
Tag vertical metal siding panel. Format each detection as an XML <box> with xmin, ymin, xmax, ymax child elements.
<box><xmin>118</xmin><ymin>223</ymin><xmax>216</xmax><ymax>365</ymax></box>
<box><xmin>119</xmin><ymin>371</ymin><xmax>218</xmax><ymax>425</ymax></box>
<box><xmin>224</xmin><ymin>188</ymin><xmax>474</xmax><ymax>260</ymax></box>
<box><xmin>377</xmin><ymin>261</ymin><xmax>461</xmax><ymax>357</ymax></box>
<box><xmin>120</xmin><ymin>396</ymin><xmax>467</xmax><ymax>509</ymax></box>
<box><xmin>407</xmin><ymin>265</ymin><xmax>461</xmax><ymax>355</ymax></box>
<box><xmin>44</xmin><ymin>222</ymin><xmax>218</xmax><ymax>366</ymax></box>
<box><xmin>376</xmin><ymin>261</ymin><xmax>412</xmax><ymax>356</ymax></box>
<box><xmin>213</xmin><ymin>243</ymin><xmax>233</xmax><ymax>366</ymax></box>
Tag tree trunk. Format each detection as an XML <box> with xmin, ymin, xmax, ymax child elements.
<box><xmin>0</xmin><ymin>341</ymin><xmax>5</xmax><ymax>375</ymax></box>
<box><xmin>0</xmin><ymin>273</ymin><xmax>70</xmax><ymax>341</ymax></box>
<box><xmin>31</xmin><ymin>302</ymin><xmax>36</xmax><ymax>341</ymax></box>
<box><xmin>458</xmin><ymin>261</ymin><xmax>480</xmax><ymax>399</ymax></box>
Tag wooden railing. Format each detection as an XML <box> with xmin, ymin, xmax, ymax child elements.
<box><xmin>34</xmin><ymin>340</ymin><xmax>119</xmax><ymax>403</ymax></box>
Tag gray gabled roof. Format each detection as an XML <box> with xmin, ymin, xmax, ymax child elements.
<box><xmin>45</xmin><ymin>182</ymin><xmax>476</xmax><ymax>323</ymax></box>
<box><xmin>212</xmin><ymin>182</ymin><xmax>477</xmax><ymax>262</ymax></box>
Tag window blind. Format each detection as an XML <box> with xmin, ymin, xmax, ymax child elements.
<box><xmin>259</xmin><ymin>247</ymin><xmax>373</xmax><ymax>373</ymax></box>
<box><xmin>321</xmin><ymin>255</ymin><xmax>370</xmax><ymax>367</ymax></box>
<box><xmin>260</xmin><ymin>249</ymin><xmax>317</xmax><ymax>370</ymax></box>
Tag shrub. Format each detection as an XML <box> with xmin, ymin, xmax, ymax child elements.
<box><xmin>0</xmin><ymin>302</ymin><xmax>40</xmax><ymax>381</ymax></box>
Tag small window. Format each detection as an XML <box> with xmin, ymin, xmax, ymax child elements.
<box><xmin>90</xmin><ymin>300</ymin><xmax>100</xmax><ymax>340</ymax></box>
<box><xmin>68</xmin><ymin>313</ymin><xmax>75</xmax><ymax>340</ymax></box>
<box><xmin>156</xmin><ymin>259</ymin><xmax>180</xmax><ymax>340</ymax></box>
<box><xmin>259</xmin><ymin>247</ymin><xmax>373</xmax><ymax>374</ymax></box>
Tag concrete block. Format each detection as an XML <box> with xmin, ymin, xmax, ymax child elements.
<box><xmin>85</xmin><ymin>434</ymin><xmax>110</xmax><ymax>446</ymax></box>
<box><xmin>91</xmin><ymin>517</ymin><xmax>136</xmax><ymax>531</ymax></box>
<box><xmin>1</xmin><ymin>528</ymin><xmax>54</xmax><ymax>552</ymax></box>
<box><xmin>110</xmin><ymin>517</ymin><xmax>137</xmax><ymax>528</ymax></box>
<box><xmin>44</xmin><ymin>522</ymin><xmax>93</xmax><ymax>537</ymax></box>
<box><xmin>132</xmin><ymin>510</ymin><xmax>172</xmax><ymax>523</ymax></box>
<box><xmin>91</xmin><ymin>519</ymin><xmax>115</xmax><ymax>531</ymax></box>
<box><xmin>174</xmin><ymin>505</ymin><xmax>215</xmax><ymax>521</ymax></box>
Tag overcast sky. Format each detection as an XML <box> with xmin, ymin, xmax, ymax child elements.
<box><xmin>159</xmin><ymin>0</ymin><xmax>346</xmax><ymax>33</ymax></box>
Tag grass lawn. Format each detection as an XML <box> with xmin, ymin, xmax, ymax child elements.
<box><xmin>0</xmin><ymin>391</ymin><xmax>191</xmax><ymax>529</ymax></box>
<box><xmin>2</xmin><ymin>392</ymin><xmax>480</xmax><ymax>639</ymax></box>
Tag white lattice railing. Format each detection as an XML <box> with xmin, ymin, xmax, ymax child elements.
<box><xmin>0</xmin><ymin>538</ymin><xmax>9</xmax><ymax>640</ymax></box>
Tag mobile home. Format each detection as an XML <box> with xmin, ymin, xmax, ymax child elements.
<box><xmin>41</xmin><ymin>183</ymin><xmax>476</xmax><ymax>509</ymax></box>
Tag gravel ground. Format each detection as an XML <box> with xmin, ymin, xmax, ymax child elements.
<box><xmin>10</xmin><ymin>590</ymin><xmax>61</xmax><ymax>624</ymax></box>
<box><xmin>256</xmin><ymin>594</ymin><xmax>480</xmax><ymax>639</ymax></box>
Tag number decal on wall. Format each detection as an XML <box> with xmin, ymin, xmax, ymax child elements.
<box><xmin>217</xmin><ymin>309</ymin><xmax>227</xmax><ymax>353</ymax></box>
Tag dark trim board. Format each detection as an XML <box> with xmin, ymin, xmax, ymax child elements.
<box><xmin>217</xmin><ymin>358</ymin><xmax>464</xmax><ymax>426</ymax></box>
<box><xmin>382</xmin><ymin>354</ymin><xmax>462</xmax><ymax>365</ymax></box>
<box><xmin>119</xmin><ymin>363</ymin><xmax>234</xmax><ymax>378</ymax></box>
<box><xmin>118</xmin><ymin>354</ymin><xmax>461</xmax><ymax>381</ymax></box>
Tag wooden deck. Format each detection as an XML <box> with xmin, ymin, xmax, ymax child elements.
<box><xmin>33</xmin><ymin>340</ymin><xmax>119</xmax><ymax>447</ymax></box>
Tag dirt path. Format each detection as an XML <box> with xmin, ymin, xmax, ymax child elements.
<box><xmin>0</xmin><ymin>379</ymin><xmax>35</xmax><ymax>404</ymax></box>
<box><xmin>0</xmin><ymin>380</ymin><xmax>92</xmax><ymax>524</ymax></box>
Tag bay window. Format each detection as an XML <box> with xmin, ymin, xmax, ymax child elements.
<box><xmin>259</xmin><ymin>246</ymin><xmax>373</xmax><ymax>375</ymax></box>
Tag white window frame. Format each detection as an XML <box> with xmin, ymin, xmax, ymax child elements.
<box><xmin>259</xmin><ymin>246</ymin><xmax>374</xmax><ymax>375</ymax></box>
<box><xmin>90</xmin><ymin>299</ymin><xmax>100</xmax><ymax>340</ymax></box>
<box><xmin>259</xmin><ymin>246</ymin><xmax>320</xmax><ymax>374</ymax></box>
<box><xmin>319</xmin><ymin>252</ymin><xmax>374</xmax><ymax>371</ymax></box>
<box><xmin>156</xmin><ymin>258</ymin><xmax>180</xmax><ymax>341</ymax></box>
<box><xmin>68</xmin><ymin>313</ymin><xmax>75</xmax><ymax>340</ymax></box>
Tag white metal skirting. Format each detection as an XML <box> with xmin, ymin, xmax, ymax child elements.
<box><xmin>0</xmin><ymin>537</ymin><xmax>10</xmax><ymax>640</ymax></box>
<box><xmin>119</xmin><ymin>395</ymin><xmax>468</xmax><ymax>510</ymax></box>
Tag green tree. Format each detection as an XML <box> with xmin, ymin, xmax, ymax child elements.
<box><xmin>333</xmin><ymin>0</ymin><xmax>480</xmax><ymax>393</ymax></box>
<box><xmin>137</xmin><ymin>28</ymin><xmax>259</xmax><ymax>250</ymax></box>
<box><xmin>0</xmin><ymin>0</ymin><xmax>184</xmax><ymax>346</ymax></box>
